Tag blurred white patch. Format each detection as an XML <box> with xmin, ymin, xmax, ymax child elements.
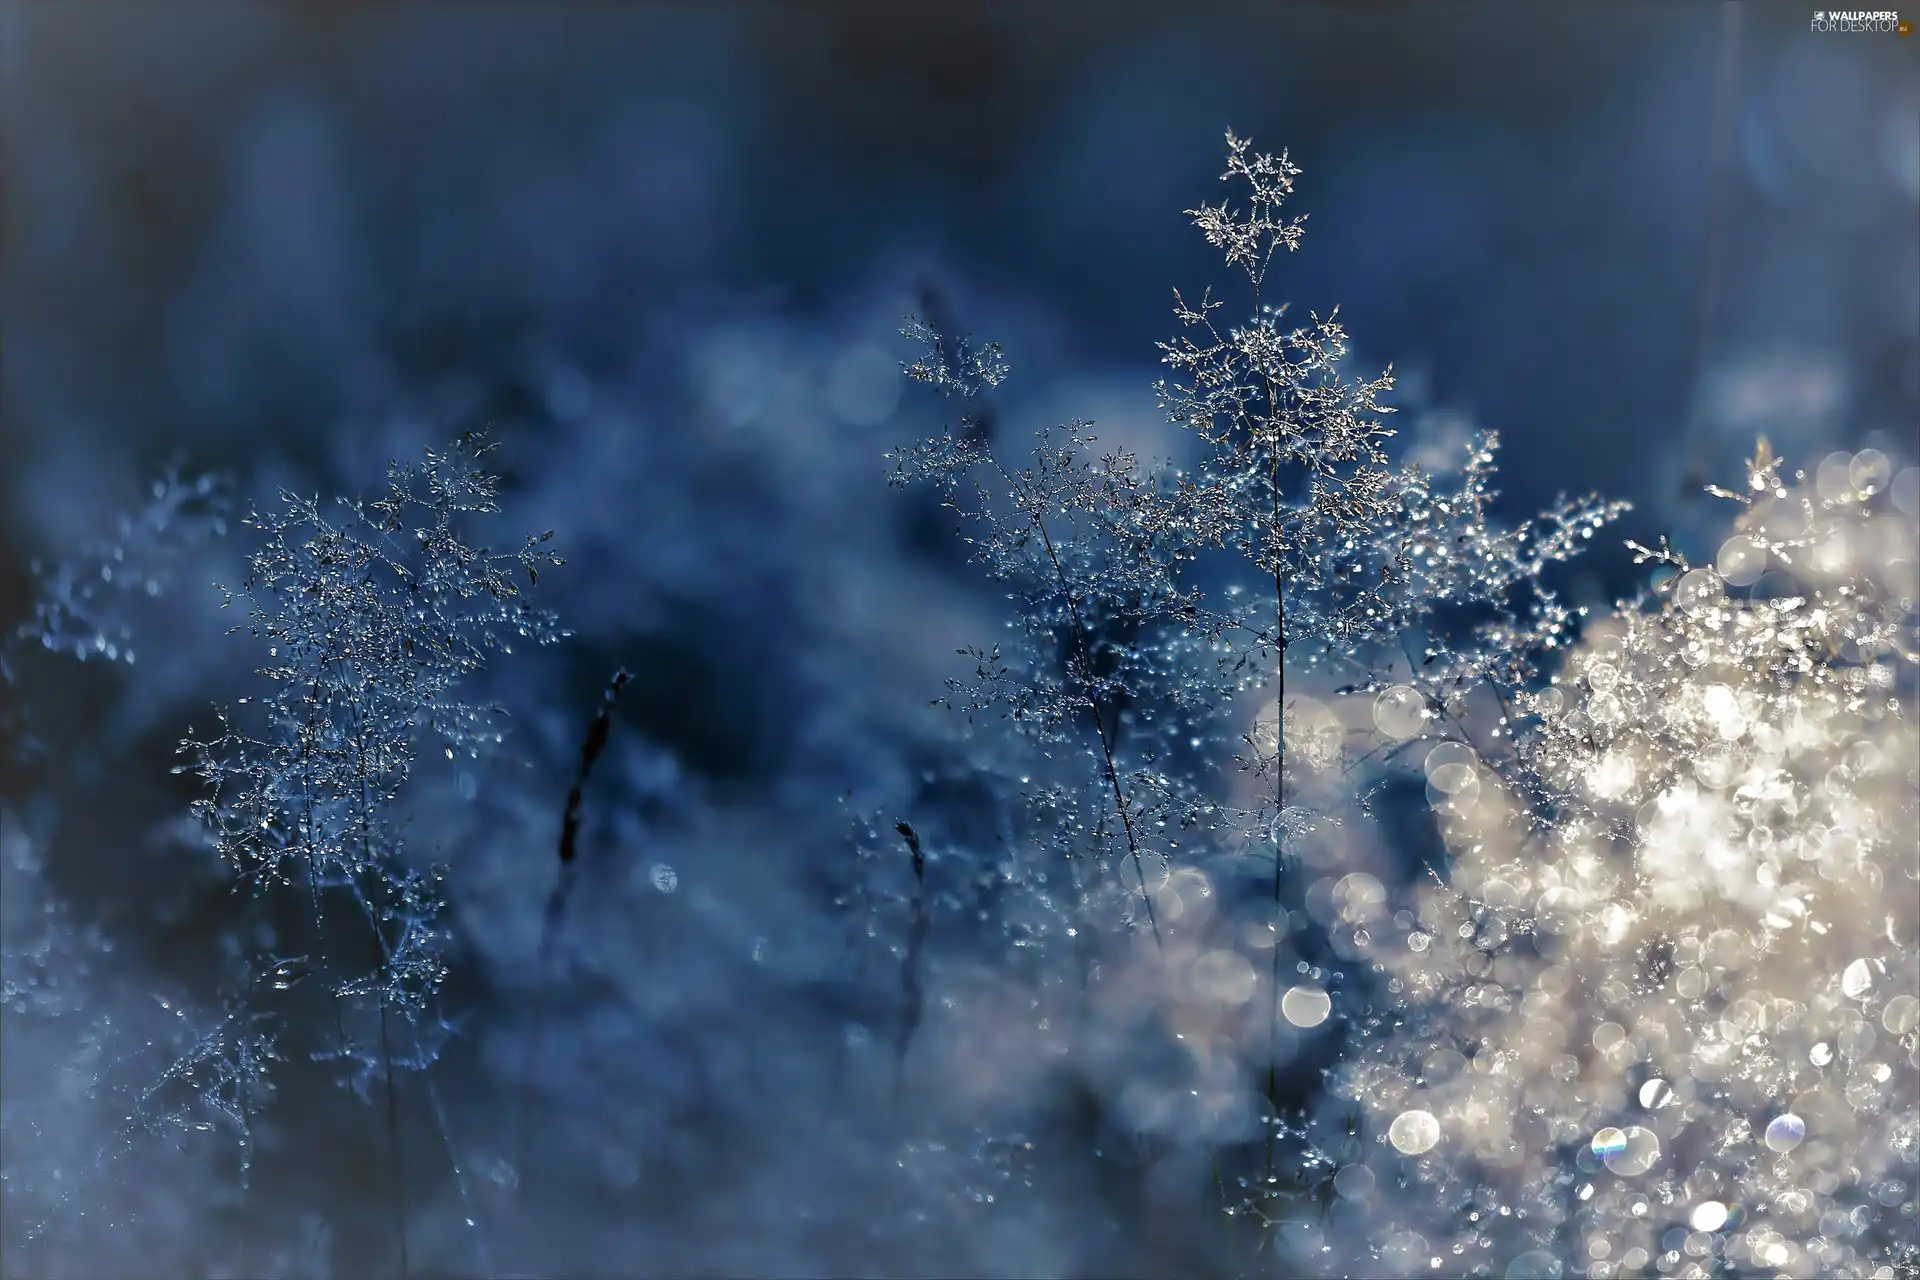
<box><xmin>1281</xmin><ymin>984</ymin><xmax>1330</xmax><ymax>1028</ymax></box>
<box><xmin>1189</xmin><ymin>949</ymin><xmax>1256</xmax><ymax>1005</ymax></box>
<box><xmin>1388</xmin><ymin>1109</ymin><xmax>1440</xmax><ymax>1155</ymax></box>
<box><xmin>1703</xmin><ymin>351</ymin><xmax>1847</xmax><ymax>445</ymax></box>
<box><xmin>1156</xmin><ymin>866</ymin><xmax>1214</xmax><ymax>926</ymax></box>
<box><xmin>1372</xmin><ymin>685</ymin><xmax>1425</xmax><ymax>739</ymax></box>
<box><xmin>1333</xmin><ymin>1162</ymin><xmax>1375</xmax><ymax>1201</ymax></box>
<box><xmin>1894</xmin><ymin>467</ymin><xmax>1920</xmax><ymax>518</ymax></box>
<box><xmin>1286</xmin><ymin>695</ymin><xmax>1345</xmax><ymax>771</ymax></box>
<box><xmin>1403</xmin><ymin>411</ymin><xmax>1478</xmax><ymax>475</ymax></box>
<box><xmin>1715</xmin><ymin>533</ymin><xmax>1767</xmax><ymax>586</ymax></box>
<box><xmin>1424</xmin><ymin>741</ymin><xmax>1479</xmax><ymax>795</ymax></box>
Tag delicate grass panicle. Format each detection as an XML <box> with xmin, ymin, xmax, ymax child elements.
<box><xmin>174</xmin><ymin>430</ymin><xmax>563</xmax><ymax>1271</ymax></box>
<box><xmin>889</xmin><ymin>131</ymin><xmax>1632</xmax><ymax>1261</ymax></box>
<box><xmin>8</xmin><ymin>432</ymin><xmax>560</xmax><ymax>1276</ymax></box>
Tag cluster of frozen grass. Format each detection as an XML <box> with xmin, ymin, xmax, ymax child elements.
<box><xmin>5</xmin><ymin>433</ymin><xmax>567</xmax><ymax>1276</ymax></box>
<box><xmin>882</xmin><ymin>135</ymin><xmax>1916</xmax><ymax>1277</ymax></box>
<box><xmin>2</xmin><ymin>132</ymin><xmax>1913</xmax><ymax>1279</ymax></box>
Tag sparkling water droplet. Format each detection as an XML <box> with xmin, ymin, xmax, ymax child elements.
<box><xmin>1280</xmin><ymin>984</ymin><xmax>1330</xmax><ymax>1028</ymax></box>
<box><xmin>1332</xmin><ymin>1163</ymin><xmax>1375</xmax><ymax>1201</ymax></box>
<box><xmin>1388</xmin><ymin>1109</ymin><xmax>1440</xmax><ymax>1155</ymax></box>
<box><xmin>1595</xmin><ymin>1126</ymin><xmax>1660</xmax><ymax>1175</ymax></box>
<box><xmin>1764</xmin><ymin>1113</ymin><xmax>1806</xmax><ymax>1152</ymax></box>
<box><xmin>1372</xmin><ymin>686</ymin><xmax>1425</xmax><ymax>739</ymax></box>
<box><xmin>1506</xmin><ymin>1250</ymin><xmax>1563</xmax><ymax>1280</ymax></box>
<box><xmin>1674</xmin><ymin>567</ymin><xmax>1724</xmax><ymax>610</ymax></box>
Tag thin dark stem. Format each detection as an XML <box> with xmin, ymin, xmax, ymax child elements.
<box><xmin>1024</xmin><ymin>495</ymin><xmax>1163</xmax><ymax>951</ymax></box>
<box><xmin>419</xmin><ymin>1062</ymin><xmax>493</xmax><ymax>1277</ymax></box>
<box><xmin>557</xmin><ymin>670</ymin><xmax>632</xmax><ymax>871</ymax></box>
<box><xmin>377</xmin><ymin>994</ymin><xmax>409</xmax><ymax>1280</ymax></box>
<box><xmin>234</xmin><ymin>998</ymin><xmax>256</xmax><ymax>1279</ymax></box>
<box><xmin>301</xmin><ymin>678</ymin><xmax>359</xmax><ymax>1061</ymax></box>
<box><xmin>517</xmin><ymin>668</ymin><xmax>630</xmax><ymax>1194</ymax></box>
<box><xmin>352</xmin><ymin>715</ymin><xmax>409</xmax><ymax>1280</ymax></box>
<box><xmin>1261</xmin><ymin>279</ymin><xmax>1290</xmax><ymax>1205</ymax></box>
<box><xmin>289</xmin><ymin>671</ymin><xmax>400</xmax><ymax>1271</ymax></box>
<box><xmin>891</xmin><ymin>821</ymin><xmax>929</xmax><ymax>1110</ymax></box>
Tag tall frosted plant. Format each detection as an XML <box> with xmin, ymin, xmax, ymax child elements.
<box><xmin>11</xmin><ymin>438</ymin><xmax>564</xmax><ymax>1272</ymax></box>
<box><xmin>892</xmin><ymin>132</ymin><xmax>1628</xmax><ymax>1255</ymax></box>
<box><xmin>175</xmin><ymin>430</ymin><xmax>564</xmax><ymax>1273</ymax></box>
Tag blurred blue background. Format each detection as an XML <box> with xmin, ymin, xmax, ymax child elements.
<box><xmin>4</xmin><ymin>3</ymin><xmax>1914</xmax><ymax>555</ymax></box>
<box><xmin>2</xmin><ymin>3</ymin><xmax>1914</xmax><ymax>1276</ymax></box>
